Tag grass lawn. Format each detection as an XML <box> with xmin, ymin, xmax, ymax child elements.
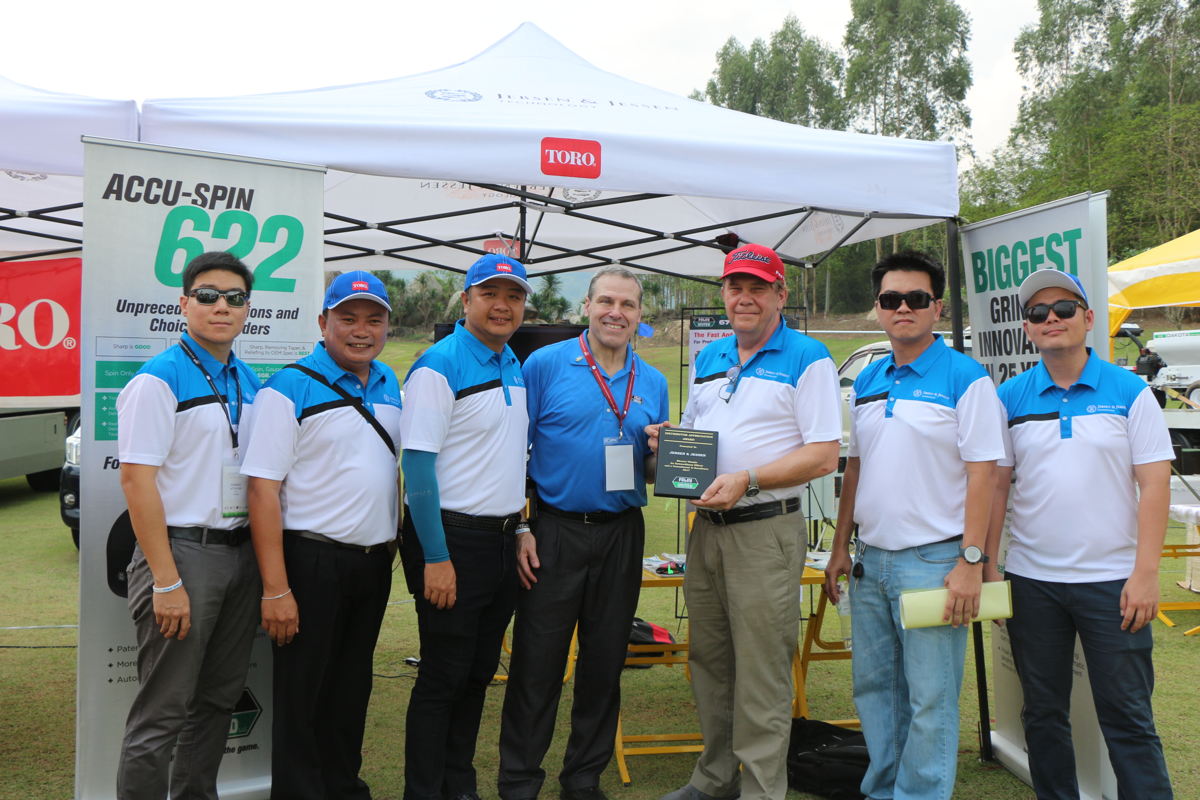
<box><xmin>4</xmin><ymin>331</ymin><xmax>1198</xmax><ymax>799</ymax></box>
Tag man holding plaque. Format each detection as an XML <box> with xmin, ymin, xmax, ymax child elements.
<box><xmin>987</xmin><ymin>269</ymin><xmax>1173</xmax><ymax>799</ymax></box>
<box><xmin>498</xmin><ymin>266</ymin><xmax>669</xmax><ymax>800</ymax></box>
<box><xmin>648</xmin><ymin>244</ymin><xmax>840</xmax><ymax>800</ymax></box>
<box><xmin>824</xmin><ymin>251</ymin><xmax>1004</xmax><ymax>800</ymax></box>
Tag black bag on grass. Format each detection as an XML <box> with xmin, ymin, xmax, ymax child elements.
<box><xmin>786</xmin><ymin>717</ymin><xmax>869</xmax><ymax>800</ymax></box>
<box><xmin>625</xmin><ymin>617</ymin><xmax>676</xmax><ymax>667</ymax></box>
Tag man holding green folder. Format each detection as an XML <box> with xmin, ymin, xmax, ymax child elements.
<box><xmin>824</xmin><ymin>251</ymin><xmax>1004</xmax><ymax>800</ymax></box>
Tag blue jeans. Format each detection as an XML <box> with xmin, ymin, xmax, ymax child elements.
<box><xmin>1006</xmin><ymin>573</ymin><xmax>1173</xmax><ymax>800</ymax></box>
<box><xmin>850</xmin><ymin>540</ymin><xmax>967</xmax><ymax>800</ymax></box>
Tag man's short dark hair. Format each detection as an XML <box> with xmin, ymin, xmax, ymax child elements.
<box><xmin>870</xmin><ymin>250</ymin><xmax>945</xmax><ymax>299</ymax></box>
<box><xmin>587</xmin><ymin>266</ymin><xmax>643</xmax><ymax>304</ymax></box>
<box><xmin>182</xmin><ymin>251</ymin><xmax>254</xmax><ymax>295</ymax></box>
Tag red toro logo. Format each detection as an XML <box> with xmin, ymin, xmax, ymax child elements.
<box><xmin>496</xmin><ymin>263</ymin><xmax>513</xmax><ymax>273</ymax></box>
<box><xmin>541</xmin><ymin>137</ymin><xmax>601</xmax><ymax>179</ymax></box>
<box><xmin>351</xmin><ymin>281</ymin><xmax>369</xmax><ymax>291</ymax></box>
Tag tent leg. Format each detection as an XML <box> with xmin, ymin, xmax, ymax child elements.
<box><xmin>946</xmin><ymin>218</ymin><xmax>965</xmax><ymax>352</ymax></box>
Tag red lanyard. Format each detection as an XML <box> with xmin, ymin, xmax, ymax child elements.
<box><xmin>578</xmin><ymin>332</ymin><xmax>636</xmax><ymax>438</ymax></box>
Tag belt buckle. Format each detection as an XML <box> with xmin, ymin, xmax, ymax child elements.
<box><xmin>710</xmin><ymin>509</ymin><xmax>727</xmax><ymax>526</ymax></box>
<box><xmin>581</xmin><ymin>512</ymin><xmax>595</xmax><ymax>525</ymax></box>
<box><xmin>501</xmin><ymin>516</ymin><xmax>517</xmax><ymax>535</ymax></box>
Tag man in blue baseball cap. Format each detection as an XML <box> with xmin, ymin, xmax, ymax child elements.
<box><xmin>399</xmin><ymin>254</ymin><xmax>532</xmax><ymax>800</ymax></box>
<box><xmin>243</xmin><ymin>269</ymin><xmax>403</xmax><ymax>800</ymax></box>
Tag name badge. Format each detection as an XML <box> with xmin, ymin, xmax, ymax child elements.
<box><xmin>221</xmin><ymin>463</ymin><xmax>249</xmax><ymax>518</ymax></box>
<box><xmin>604</xmin><ymin>440</ymin><xmax>635</xmax><ymax>493</ymax></box>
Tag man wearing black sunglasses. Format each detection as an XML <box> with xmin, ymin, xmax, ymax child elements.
<box><xmin>824</xmin><ymin>250</ymin><xmax>1004</xmax><ymax>800</ymax></box>
<box><xmin>115</xmin><ymin>251</ymin><xmax>262</xmax><ymax>800</ymax></box>
<box><xmin>986</xmin><ymin>269</ymin><xmax>1174</xmax><ymax>798</ymax></box>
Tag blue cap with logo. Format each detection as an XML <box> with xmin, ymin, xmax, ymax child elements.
<box><xmin>464</xmin><ymin>253</ymin><xmax>533</xmax><ymax>294</ymax></box>
<box><xmin>1017</xmin><ymin>269</ymin><xmax>1088</xmax><ymax>308</ymax></box>
<box><xmin>324</xmin><ymin>270</ymin><xmax>392</xmax><ymax>312</ymax></box>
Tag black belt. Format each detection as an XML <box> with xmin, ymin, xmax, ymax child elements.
<box><xmin>696</xmin><ymin>498</ymin><xmax>800</xmax><ymax>527</ymax></box>
<box><xmin>440</xmin><ymin>510</ymin><xmax>523</xmax><ymax>535</ymax></box>
<box><xmin>285</xmin><ymin>529</ymin><xmax>390</xmax><ymax>554</ymax></box>
<box><xmin>167</xmin><ymin>526</ymin><xmax>249</xmax><ymax>546</ymax></box>
<box><xmin>539</xmin><ymin>503</ymin><xmax>640</xmax><ymax>525</ymax></box>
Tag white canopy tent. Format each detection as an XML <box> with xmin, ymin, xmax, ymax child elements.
<box><xmin>2</xmin><ymin>23</ymin><xmax>959</xmax><ymax>283</ymax></box>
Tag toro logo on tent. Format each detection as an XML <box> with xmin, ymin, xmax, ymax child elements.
<box><xmin>541</xmin><ymin>137</ymin><xmax>601</xmax><ymax>179</ymax></box>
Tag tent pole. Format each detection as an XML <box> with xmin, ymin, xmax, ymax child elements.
<box><xmin>518</xmin><ymin>187</ymin><xmax>528</xmax><ymax>259</ymax></box>
<box><xmin>946</xmin><ymin>218</ymin><xmax>965</xmax><ymax>352</ymax></box>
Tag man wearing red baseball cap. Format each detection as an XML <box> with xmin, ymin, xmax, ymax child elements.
<box><xmin>648</xmin><ymin>243</ymin><xmax>841</xmax><ymax>800</ymax></box>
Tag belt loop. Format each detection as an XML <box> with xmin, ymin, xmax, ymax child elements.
<box><xmin>200</xmin><ymin>527</ymin><xmax>210</xmax><ymax>546</ymax></box>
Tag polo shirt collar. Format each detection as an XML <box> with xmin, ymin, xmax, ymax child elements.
<box><xmin>885</xmin><ymin>333</ymin><xmax>946</xmax><ymax>377</ymax></box>
<box><xmin>453</xmin><ymin>318</ymin><xmax>517</xmax><ymax>366</ymax></box>
<box><xmin>311</xmin><ymin>341</ymin><xmax>384</xmax><ymax>391</ymax></box>
<box><xmin>718</xmin><ymin>315</ymin><xmax>787</xmax><ymax>367</ymax></box>
<box><xmin>180</xmin><ymin>331</ymin><xmax>235</xmax><ymax>372</ymax></box>
<box><xmin>1032</xmin><ymin>347</ymin><xmax>1100</xmax><ymax>394</ymax></box>
<box><xmin>573</xmin><ymin>333</ymin><xmax>634</xmax><ymax>380</ymax></box>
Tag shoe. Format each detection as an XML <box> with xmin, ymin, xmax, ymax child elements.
<box><xmin>658</xmin><ymin>785</ymin><xmax>738</xmax><ymax>800</ymax></box>
<box><xmin>449</xmin><ymin>794</ymin><xmax>483</xmax><ymax>800</ymax></box>
<box><xmin>561</xmin><ymin>788</ymin><xmax>607</xmax><ymax>800</ymax></box>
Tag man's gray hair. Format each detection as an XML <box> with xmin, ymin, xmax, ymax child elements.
<box><xmin>587</xmin><ymin>266</ymin><xmax>643</xmax><ymax>304</ymax></box>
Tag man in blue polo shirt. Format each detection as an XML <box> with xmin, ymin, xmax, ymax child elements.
<box><xmin>986</xmin><ymin>269</ymin><xmax>1174</xmax><ymax>799</ymax></box>
<box><xmin>242</xmin><ymin>270</ymin><xmax>402</xmax><ymax>800</ymax></box>
<box><xmin>824</xmin><ymin>250</ymin><xmax>1005</xmax><ymax>800</ymax></box>
<box><xmin>650</xmin><ymin>244</ymin><xmax>841</xmax><ymax>800</ymax></box>
<box><xmin>497</xmin><ymin>266</ymin><xmax>669</xmax><ymax>800</ymax></box>
<box><xmin>399</xmin><ymin>254</ymin><xmax>531</xmax><ymax>800</ymax></box>
<box><xmin>115</xmin><ymin>251</ymin><xmax>261</xmax><ymax>800</ymax></box>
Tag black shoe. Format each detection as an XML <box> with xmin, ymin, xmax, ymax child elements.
<box><xmin>450</xmin><ymin>794</ymin><xmax>483</xmax><ymax>800</ymax></box>
<box><xmin>561</xmin><ymin>788</ymin><xmax>607</xmax><ymax>800</ymax></box>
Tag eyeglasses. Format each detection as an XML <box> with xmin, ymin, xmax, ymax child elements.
<box><xmin>189</xmin><ymin>288</ymin><xmax>249</xmax><ymax>307</ymax></box>
<box><xmin>876</xmin><ymin>290</ymin><xmax>935</xmax><ymax>310</ymax></box>
<box><xmin>1024</xmin><ymin>299</ymin><xmax>1086</xmax><ymax>323</ymax></box>
<box><xmin>717</xmin><ymin>365</ymin><xmax>741</xmax><ymax>403</ymax></box>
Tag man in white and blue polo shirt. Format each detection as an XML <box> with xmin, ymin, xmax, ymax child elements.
<box><xmin>651</xmin><ymin>244</ymin><xmax>841</xmax><ymax>800</ymax></box>
<box><xmin>115</xmin><ymin>251</ymin><xmax>261</xmax><ymax>800</ymax></box>
<box><xmin>399</xmin><ymin>254</ymin><xmax>531</xmax><ymax>800</ymax></box>
<box><xmin>824</xmin><ymin>251</ymin><xmax>1004</xmax><ymax>800</ymax></box>
<box><xmin>242</xmin><ymin>270</ymin><xmax>402</xmax><ymax>800</ymax></box>
<box><xmin>498</xmin><ymin>267</ymin><xmax>669</xmax><ymax>800</ymax></box>
<box><xmin>987</xmin><ymin>269</ymin><xmax>1174</xmax><ymax>799</ymax></box>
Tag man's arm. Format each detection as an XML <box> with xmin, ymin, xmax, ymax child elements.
<box><xmin>401</xmin><ymin>449</ymin><xmax>457</xmax><ymax>608</ymax></box>
<box><xmin>942</xmin><ymin>459</ymin><xmax>997</xmax><ymax>625</ymax></box>
<box><xmin>693</xmin><ymin>439</ymin><xmax>839</xmax><ymax>510</ymax></box>
<box><xmin>248</xmin><ymin>477</ymin><xmax>298</xmax><ymax>646</ymax></box>
<box><xmin>984</xmin><ymin>466</ymin><xmax>1013</xmax><ymax>585</ymax></box>
<box><xmin>823</xmin><ymin>456</ymin><xmax>860</xmax><ymax>603</ymax></box>
<box><xmin>120</xmin><ymin>463</ymin><xmax>190</xmax><ymax>640</ymax></box>
<box><xmin>1123</xmin><ymin>460</ymin><xmax>1171</xmax><ymax>632</ymax></box>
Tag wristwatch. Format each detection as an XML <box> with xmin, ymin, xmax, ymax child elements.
<box><xmin>745</xmin><ymin>469</ymin><xmax>760</xmax><ymax>498</ymax></box>
<box><xmin>958</xmin><ymin>544</ymin><xmax>989</xmax><ymax>564</ymax></box>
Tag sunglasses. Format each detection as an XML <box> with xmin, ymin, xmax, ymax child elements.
<box><xmin>717</xmin><ymin>365</ymin><xmax>741</xmax><ymax>403</ymax></box>
<box><xmin>876</xmin><ymin>290</ymin><xmax>935</xmax><ymax>310</ymax></box>
<box><xmin>189</xmin><ymin>288</ymin><xmax>249</xmax><ymax>307</ymax></box>
<box><xmin>1023</xmin><ymin>299</ymin><xmax>1086</xmax><ymax>323</ymax></box>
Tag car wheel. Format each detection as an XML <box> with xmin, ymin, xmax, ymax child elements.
<box><xmin>26</xmin><ymin>468</ymin><xmax>60</xmax><ymax>492</ymax></box>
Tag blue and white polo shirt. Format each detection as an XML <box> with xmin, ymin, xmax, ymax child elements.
<box><xmin>681</xmin><ymin>318</ymin><xmax>841</xmax><ymax>507</ymax></box>
<box><xmin>117</xmin><ymin>331</ymin><xmax>261</xmax><ymax>530</ymax></box>
<box><xmin>849</xmin><ymin>335</ymin><xmax>1005</xmax><ymax>550</ymax></box>
<box><xmin>240</xmin><ymin>343</ymin><xmax>402</xmax><ymax>546</ymax></box>
<box><xmin>399</xmin><ymin>319</ymin><xmax>528</xmax><ymax>518</ymax></box>
<box><xmin>998</xmin><ymin>350</ymin><xmax>1173</xmax><ymax>582</ymax></box>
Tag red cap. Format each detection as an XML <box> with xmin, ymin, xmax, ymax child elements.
<box><xmin>722</xmin><ymin>243</ymin><xmax>785</xmax><ymax>283</ymax></box>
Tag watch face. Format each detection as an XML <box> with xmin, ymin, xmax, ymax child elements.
<box><xmin>745</xmin><ymin>487</ymin><xmax>760</xmax><ymax>497</ymax></box>
<box><xmin>962</xmin><ymin>545</ymin><xmax>983</xmax><ymax>563</ymax></box>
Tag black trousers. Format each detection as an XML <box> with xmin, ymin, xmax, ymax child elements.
<box><xmin>270</xmin><ymin>535</ymin><xmax>392</xmax><ymax>800</ymax></box>
<box><xmin>401</xmin><ymin>513</ymin><xmax>519</xmax><ymax>800</ymax></box>
<box><xmin>497</xmin><ymin>508</ymin><xmax>645</xmax><ymax>799</ymax></box>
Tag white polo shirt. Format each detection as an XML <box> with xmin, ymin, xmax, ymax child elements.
<box><xmin>240</xmin><ymin>343</ymin><xmax>402</xmax><ymax>546</ymax></box>
<box><xmin>849</xmin><ymin>335</ymin><xmax>1005</xmax><ymax>550</ymax></box>
<box><xmin>399</xmin><ymin>320</ymin><xmax>528</xmax><ymax>517</ymax></box>
<box><xmin>117</xmin><ymin>331</ymin><xmax>261</xmax><ymax>530</ymax></box>
<box><xmin>681</xmin><ymin>318</ymin><xmax>841</xmax><ymax>507</ymax></box>
<box><xmin>998</xmin><ymin>350</ymin><xmax>1173</xmax><ymax>582</ymax></box>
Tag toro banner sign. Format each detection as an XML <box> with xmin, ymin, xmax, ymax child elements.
<box><xmin>78</xmin><ymin>138</ymin><xmax>324</xmax><ymax>800</ymax></box>
<box><xmin>961</xmin><ymin>192</ymin><xmax>1109</xmax><ymax>384</ymax></box>
<box><xmin>0</xmin><ymin>258</ymin><xmax>81</xmax><ymax>405</ymax></box>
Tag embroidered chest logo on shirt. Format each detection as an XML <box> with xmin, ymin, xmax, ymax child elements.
<box><xmin>910</xmin><ymin>388</ymin><xmax>951</xmax><ymax>403</ymax></box>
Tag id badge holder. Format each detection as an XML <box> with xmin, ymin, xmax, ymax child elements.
<box><xmin>603</xmin><ymin>435</ymin><xmax>635</xmax><ymax>492</ymax></box>
<box><xmin>221</xmin><ymin>457</ymin><xmax>249</xmax><ymax>518</ymax></box>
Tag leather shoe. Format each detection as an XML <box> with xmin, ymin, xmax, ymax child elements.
<box><xmin>658</xmin><ymin>785</ymin><xmax>738</xmax><ymax>800</ymax></box>
<box><xmin>449</xmin><ymin>794</ymin><xmax>483</xmax><ymax>800</ymax></box>
<box><xmin>561</xmin><ymin>788</ymin><xmax>607</xmax><ymax>800</ymax></box>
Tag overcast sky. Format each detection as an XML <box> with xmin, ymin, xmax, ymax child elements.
<box><xmin>4</xmin><ymin>1</ymin><xmax>1037</xmax><ymax>160</ymax></box>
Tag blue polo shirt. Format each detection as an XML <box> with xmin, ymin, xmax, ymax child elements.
<box><xmin>849</xmin><ymin>334</ymin><xmax>1005</xmax><ymax>549</ymax></box>
<box><xmin>998</xmin><ymin>349</ymin><xmax>1173</xmax><ymax>582</ymax></box>
<box><xmin>525</xmin><ymin>336</ymin><xmax>670</xmax><ymax>513</ymax></box>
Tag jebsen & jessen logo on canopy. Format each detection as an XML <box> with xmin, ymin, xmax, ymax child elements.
<box><xmin>541</xmin><ymin>137</ymin><xmax>601</xmax><ymax>179</ymax></box>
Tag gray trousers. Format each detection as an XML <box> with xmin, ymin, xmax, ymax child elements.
<box><xmin>684</xmin><ymin>512</ymin><xmax>806</xmax><ymax>800</ymax></box>
<box><xmin>116</xmin><ymin>537</ymin><xmax>260</xmax><ymax>800</ymax></box>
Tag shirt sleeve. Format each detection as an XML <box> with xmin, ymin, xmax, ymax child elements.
<box><xmin>399</xmin><ymin>365</ymin><xmax>456</xmax><ymax>453</ymax></box>
<box><xmin>522</xmin><ymin>353</ymin><xmax>543</xmax><ymax>445</ymax></box>
<box><xmin>239</xmin><ymin>386</ymin><xmax>300</xmax><ymax>480</ymax></box>
<box><xmin>656</xmin><ymin>372</ymin><xmax>670</xmax><ymax>425</ymax></box>
<box><xmin>846</xmin><ymin>386</ymin><xmax>860</xmax><ymax>459</ymax></box>
<box><xmin>116</xmin><ymin>373</ymin><xmax>177</xmax><ymax>467</ymax></box>
<box><xmin>955</xmin><ymin>376</ymin><xmax>1008</xmax><ymax>463</ymax></box>
<box><xmin>1128</xmin><ymin>387</ymin><xmax>1175</xmax><ymax>465</ymax></box>
<box><xmin>792</xmin><ymin>356</ymin><xmax>842</xmax><ymax>444</ymax></box>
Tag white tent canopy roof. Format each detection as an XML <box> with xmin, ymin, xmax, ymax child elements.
<box><xmin>3</xmin><ymin>23</ymin><xmax>959</xmax><ymax>276</ymax></box>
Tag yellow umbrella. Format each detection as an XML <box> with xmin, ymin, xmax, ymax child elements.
<box><xmin>1109</xmin><ymin>228</ymin><xmax>1200</xmax><ymax>337</ymax></box>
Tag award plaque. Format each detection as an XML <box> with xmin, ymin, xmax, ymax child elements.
<box><xmin>654</xmin><ymin>428</ymin><xmax>718</xmax><ymax>499</ymax></box>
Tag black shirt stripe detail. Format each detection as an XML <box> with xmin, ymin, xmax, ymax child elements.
<box><xmin>298</xmin><ymin>398</ymin><xmax>358</xmax><ymax>422</ymax></box>
<box><xmin>694</xmin><ymin>371</ymin><xmax>727</xmax><ymax>385</ymax></box>
<box><xmin>456</xmin><ymin>379</ymin><xmax>502</xmax><ymax>400</ymax></box>
<box><xmin>176</xmin><ymin>396</ymin><xmax>221</xmax><ymax>413</ymax></box>
<box><xmin>1009</xmin><ymin>411</ymin><xmax>1059</xmax><ymax>428</ymax></box>
<box><xmin>854</xmin><ymin>391</ymin><xmax>890</xmax><ymax>407</ymax></box>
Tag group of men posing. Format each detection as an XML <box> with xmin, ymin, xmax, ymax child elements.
<box><xmin>114</xmin><ymin>244</ymin><xmax>1173</xmax><ymax>800</ymax></box>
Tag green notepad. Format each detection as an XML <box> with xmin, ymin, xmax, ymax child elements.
<box><xmin>898</xmin><ymin>581</ymin><xmax>1013</xmax><ymax>629</ymax></box>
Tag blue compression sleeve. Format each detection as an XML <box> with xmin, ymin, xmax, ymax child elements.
<box><xmin>401</xmin><ymin>449</ymin><xmax>449</xmax><ymax>563</ymax></box>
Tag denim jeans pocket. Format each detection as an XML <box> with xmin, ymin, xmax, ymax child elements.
<box><xmin>913</xmin><ymin>540</ymin><xmax>960</xmax><ymax>565</ymax></box>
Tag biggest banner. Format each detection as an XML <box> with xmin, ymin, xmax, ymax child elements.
<box><xmin>78</xmin><ymin>138</ymin><xmax>324</xmax><ymax>800</ymax></box>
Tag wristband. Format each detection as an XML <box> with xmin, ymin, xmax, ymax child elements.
<box><xmin>262</xmin><ymin>588</ymin><xmax>293</xmax><ymax>601</ymax></box>
<box><xmin>152</xmin><ymin>578</ymin><xmax>183</xmax><ymax>594</ymax></box>
<box><xmin>515</xmin><ymin>523</ymin><xmax>531</xmax><ymax>535</ymax></box>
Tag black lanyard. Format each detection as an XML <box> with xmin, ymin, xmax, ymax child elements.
<box><xmin>178</xmin><ymin>339</ymin><xmax>241</xmax><ymax>450</ymax></box>
<box><xmin>578</xmin><ymin>332</ymin><xmax>636</xmax><ymax>439</ymax></box>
